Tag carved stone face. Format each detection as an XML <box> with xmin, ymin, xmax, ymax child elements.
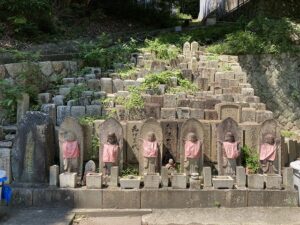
<box><xmin>64</xmin><ymin>131</ymin><xmax>76</xmax><ymax>142</ymax></box>
<box><xmin>107</xmin><ymin>132</ymin><xmax>118</xmax><ymax>145</ymax></box>
<box><xmin>187</xmin><ymin>132</ymin><xmax>197</xmax><ymax>143</ymax></box>
<box><xmin>224</xmin><ymin>132</ymin><xmax>235</xmax><ymax>142</ymax></box>
<box><xmin>265</xmin><ymin>134</ymin><xmax>275</xmax><ymax>145</ymax></box>
<box><xmin>147</xmin><ymin>132</ymin><xmax>156</xmax><ymax>142</ymax></box>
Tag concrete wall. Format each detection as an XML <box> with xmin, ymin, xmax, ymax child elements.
<box><xmin>10</xmin><ymin>187</ymin><xmax>299</xmax><ymax>208</ymax></box>
<box><xmin>239</xmin><ymin>53</ymin><xmax>300</xmax><ymax>131</ymax></box>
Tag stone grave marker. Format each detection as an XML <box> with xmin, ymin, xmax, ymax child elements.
<box><xmin>215</xmin><ymin>103</ymin><xmax>242</xmax><ymax>123</ymax></box>
<box><xmin>126</xmin><ymin>121</ymin><xmax>143</xmax><ymax>164</ymax></box>
<box><xmin>0</xmin><ymin>148</ymin><xmax>11</xmax><ymax>183</ymax></box>
<box><xmin>12</xmin><ymin>112</ymin><xmax>55</xmax><ymax>183</ymax></box>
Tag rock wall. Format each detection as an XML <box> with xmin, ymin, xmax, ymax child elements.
<box><xmin>238</xmin><ymin>53</ymin><xmax>300</xmax><ymax>131</ymax></box>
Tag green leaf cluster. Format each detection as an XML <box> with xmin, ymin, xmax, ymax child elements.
<box><xmin>241</xmin><ymin>145</ymin><xmax>260</xmax><ymax>174</ymax></box>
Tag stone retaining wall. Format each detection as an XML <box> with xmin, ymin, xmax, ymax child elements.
<box><xmin>10</xmin><ymin>187</ymin><xmax>299</xmax><ymax>208</ymax></box>
<box><xmin>239</xmin><ymin>53</ymin><xmax>300</xmax><ymax>131</ymax></box>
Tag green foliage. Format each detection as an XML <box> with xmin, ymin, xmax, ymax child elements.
<box><xmin>0</xmin><ymin>63</ymin><xmax>42</xmax><ymax>122</ymax></box>
<box><xmin>79</xmin><ymin>115</ymin><xmax>105</xmax><ymax>126</ymax></box>
<box><xmin>90</xmin><ymin>135</ymin><xmax>100</xmax><ymax>160</ymax></box>
<box><xmin>207</xmin><ymin>17</ymin><xmax>300</xmax><ymax>55</ymax></box>
<box><xmin>80</xmin><ymin>37</ymin><xmax>138</xmax><ymax>69</ymax></box>
<box><xmin>281</xmin><ymin>130</ymin><xmax>296</xmax><ymax>138</ymax></box>
<box><xmin>124</xmin><ymin>86</ymin><xmax>145</xmax><ymax>110</ymax></box>
<box><xmin>144</xmin><ymin>39</ymin><xmax>180</xmax><ymax>60</ymax></box>
<box><xmin>0</xmin><ymin>0</ymin><xmax>54</xmax><ymax>37</ymax></box>
<box><xmin>241</xmin><ymin>145</ymin><xmax>260</xmax><ymax>174</ymax></box>
<box><xmin>65</xmin><ymin>84</ymin><xmax>90</xmax><ymax>101</ymax></box>
<box><xmin>121</xmin><ymin>165</ymin><xmax>139</xmax><ymax>177</ymax></box>
<box><xmin>117</xmin><ymin>67</ymin><xmax>138</xmax><ymax>79</ymax></box>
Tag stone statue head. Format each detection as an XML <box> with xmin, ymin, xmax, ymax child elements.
<box><xmin>224</xmin><ymin>132</ymin><xmax>235</xmax><ymax>142</ymax></box>
<box><xmin>168</xmin><ymin>158</ymin><xmax>174</xmax><ymax>165</ymax></box>
<box><xmin>264</xmin><ymin>133</ymin><xmax>275</xmax><ymax>145</ymax></box>
<box><xmin>187</xmin><ymin>132</ymin><xmax>197</xmax><ymax>143</ymax></box>
<box><xmin>107</xmin><ymin>132</ymin><xmax>118</xmax><ymax>145</ymax></box>
<box><xmin>147</xmin><ymin>132</ymin><xmax>156</xmax><ymax>142</ymax></box>
<box><xmin>64</xmin><ymin>131</ymin><xmax>76</xmax><ymax>142</ymax></box>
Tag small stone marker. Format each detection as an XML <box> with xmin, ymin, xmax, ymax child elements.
<box><xmin>59</xmin><ymin>172</ymin><xmax>77</xmax><ymax>188</ymax></box>
<box><xmin>49</xmin><ymin>165</ymin><xmax>59</xmax><ymax>186</ymax></box>
<box><xmin>203</xmin><ymin>167</ymin><xmax>212</xmax><ymax>188</ymax></box>
<box><xmin>236</xmin><ymin>166</ymin><xmax>246</xmax><ymax>189</ymax></box>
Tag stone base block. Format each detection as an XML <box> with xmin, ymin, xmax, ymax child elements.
<box><xmin>189</xmin><ymin>177</ymin><xmax>202</xmax><ymax>189</ymax></box>
<box><xmin>264</xmin><ymin>174</ymin><xmax>282</xmax><ymax>190</ymax></box>
<box><xmin>86</xmin><ymin>173</ymin><xmax>103</xmax><ymax>189</ymax></box>
<box><xmin>212</xmin><ymin>176</ymin><xmax>234</xmax><ymax>189</ymax></box>
<box><xmin>247</xmin><ymin>174</ymin><xmax>264</xmax><ymax>189</ymax></box>
<box><xmin>49</xmin><ymin>165</ymin><xmax>59</xmax><ymax>186</ymax></box>
<box><xmin>59</xmin><ymin>173</ymin><xmax>77</xmax><ymax>188</ymax></box>
<box><xmin>144</xmin><ymin>173</ymin><xmax>160</xmax><ymax>189</ymax></box>
<box><xmin>171</xmin><ymin>174</ymin><xmax>187</xmax><ymax>189</ymax></box>
<box><xmin>120</xmin><ymin>176</ymin><xmax>141</xmax><ymax>189</ymax></box>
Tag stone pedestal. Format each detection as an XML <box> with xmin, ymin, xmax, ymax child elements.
<box><xmin>171</xmin><ymin>174</ymin><xmax>187</xmax><ymax>189</ymax></box>
<box><xmin>86</xmin><ymin>173</ymin><xmax>103</xmax><ymax>189</ymax></box>
<box><xmin>120</xmin><ymin>176</ymin><xmax>141</xmax><ymax>189</ymax></box>
<box><xmin>212</xmin><ymin>176</ymin><xmax>234</xmax><ymax>189</ymax></box>
<box><xmin>247</xmin><ymin>174</ymin><xmax>264</xmax><ymax>189</ymax></box>
<box><xmin>59</xmin><ymin>173</ymin><xmax>77</xmax><ymax>188</ymax></box>
<box><xmin>144</xmin><ymin>173</ymin><xmax>160</xmax><ymax>189</ymax></box>
<box><xmin>189</xmin><ymin>177</ymin><xmax>202</xmax><ymax>190</ymax></box>
<box><xmin>264</xmin><ymin>174</ymin><xmax>282</xmax><ymax>190</ymax></box>
<box><xmin>49</xmin><ymin>165</ymin><xmax>59</xmax><ymax>186</ymax></box>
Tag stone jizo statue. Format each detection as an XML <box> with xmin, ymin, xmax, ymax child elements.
<box><xmin>166</xmin><ymin>158</ymin><xmax>176</xmax><ymax>175</ymax></box>
<box><xmin>62</xmin><ymin>131</ymin><xmax>80</xmax><ymax>173</ymax></box>
<box><xmin>184</xmin><ymin>132</ymin><xmax>202</xmax><ymax>175</ymax></box>
<box><xmin>141</xmin><ymin>132</ymin><xmax>159</xmax><ymax>174</ymax></box>
<box><xmin>219</xmin><ymin>132</ymin><xmax>240</xmax><ymax>176</ymax></box>
<box><xmin>102</xmin><ymin>132</ymin><xmax>119</xmax><ymax>175</ymax></box>
<box><xmin>260</xmin><ymin>134</ymin><xmax>280</xmax><ymax>174</ymax></box>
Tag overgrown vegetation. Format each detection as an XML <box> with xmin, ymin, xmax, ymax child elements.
<box><xmin>241</xmin><ymin>145</ymin><xmax>260</xmax><ymax>174</ymax></box>
<box><xmin>207</xmin><ymin>17</ymin><xmax>300</xmax><ymax>55</ymax></box>
<box><xmin>281</xmin><ymin>130</ymin><xmax>297</xmax><ymax>138</ymax></box>
<box><xmin>65</xmin><ymin>84</ymin><xmax>90</xmax><ymax>102</ymax></box>
<box><xmin>121</xmin><ymin>165</ymin><xmax>139</xmax><ymax>177</ymax></box>
<box><xmin>143</xmin><ymin>39</ymin><xmax>180</xmax><ymax>60</ymax></box>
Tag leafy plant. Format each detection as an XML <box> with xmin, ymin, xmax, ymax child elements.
<box><xmin>121</xmin><ymin>165</ymin><xmax>139</xmax><ymax>177</ymax></box>
<box><xmin>90</xmin><ymin>135</ymin><xmax>100</xmax><ymax>160</ymax></box>
<box><xmin>65</xmin><ymin>84</ymin><xmax>90</xmax><ymax>102</ymax></box>
<box><xmin>281</xmin><ymin>130</ymin><xmax>296</xmax><ymax>138</ymax></box>
<box><xmin>143</xmin><ymin>39</ymin><xmax>180</xmax><ymax>60</ymax></box>
<box><xmin>79</xmin><ymin>115</ymin><xmax>105</xmax><ymax>126</ymax></box>
<box><xmin>241</xmin><ymin>145</ymin><xmax>260</xmax><ymax>174</ymax></box>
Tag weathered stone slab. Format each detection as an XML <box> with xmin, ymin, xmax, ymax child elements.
<box><xmin>161</xmin><ymin>120</ymin><xmax>179</xmax><ymax>162</ymax></box>
<box><xmin>161</xmin><ymin>108</ymin><xmax>176</xmax><ymax>120</ymax></box>
<box><xmin>247</xmin><ymin>174</ymin><xmax>264</xmax><ymax>189</ymax></box>
<box><xmin>177</xmin><ymin>107</ymin><xmax>190</xmax><ymax>119</ymax></box>
<box><xmin>12</xmin><ymin>112</ymin><xmax>55</xmax><ymax>183</ymax></box>
<box><xmin>236</xmin><ymin>166</ymin><xmax>246</xmax><ymax>189</ymax></box>
<box><xmin>56</xmin><ymin>106</ymin><xmax>71</xmax><ymax>126</ymax></box>
<box><xmin>190</xmin><ymin>108</ymin><xmax>204</xmax><ymax>119</ymax></box>
<box><xmin>282</xmin><ymin>167</ymin><xmax>294</xmax><ymax>190</ymax></box>
<box><xmin>203</xmin><ymin>167</ymin><xmax>212</xmax><ymax>188</ymax></box>
<box><xmin>100</xmin><ymin>78</ymin><xmax>113</xmax><ymax>93</ymax></box>
<box><xmin>171</xmin><ymin>174</ymin><xmax>187</xmax><ymax>189</ymax></box>
<box><xmin>215</xmin><ymin>103</ymin><xmax>241</xmax><ymax>122</ymax></box>
<box><xmin>127</xmin><ymin>121</ymin><xmax>143</xmax><ymax>164</ymax></box>
<box><xmin>86</xmin><ymin>105</ymin><xmax>101</xmax><ymax>117</ymax></box>
<box><xmin>204</xmin><ymin>109</ymin><xmax>218</xmax><ymax>120</ymax></box>
<box><xmin>241</xmin><ymin>108</ymin><xmax>256</xmax><ymax>122</ymax></box>
<box><xmin>144</xmin><ymin>103</ymin><xmax>161</xmax><ymax>119</ymax></box>
<box><xmin>264</xmin><ymin>174</ymin><xmax>282</xmax><ymax>189</ymax></box>
<box><xmin>256</xmin><ymin>110</ymin><xmax>274</xmax><ymax>123</ymax></box>
<box><xmin>71</xmin><ymin>106</ymin><xmax>86</xmax><ymax>118</ymax></box>
<box><xmin>113</xmin><ymin>79</ymin><xmax>124</xmax><ymax>92</ymax></box>
<box><xmin>240</xmin><ymin>122</ymin><xmax>260</xmax><ymax>151</ymax></box>
<box><xmin>17</xmin><ymin>93</ymin><xmax>30</xmax><ymax>123</ymax></box>
<box><xmin>110</xmin><ymin>166</ymin><xmax>119</xmax><ymax>187</ymax></box>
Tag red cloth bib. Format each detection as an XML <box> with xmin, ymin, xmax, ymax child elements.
<box><xmin>63</xmin><ymin>141</ymin><xmax>80</xmax><ymax>159</ymax></box>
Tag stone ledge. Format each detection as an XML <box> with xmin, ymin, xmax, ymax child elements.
<box><xmin>9</xmin><ymin>187</ymin><xmax>299</xmax><ymax>208</ymax></box>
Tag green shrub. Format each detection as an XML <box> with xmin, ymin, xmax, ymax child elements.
<box><xmin>241</xmin><ymin>145</ymin><xmax>260</xmax><ymax>174</ymax></box>
<box><xmin>207</xmin><ymin>17</ymin><xmax>300</xmax><ymax>55</ymax></box>
<box><xmin>65</xmin><ymin>84</ymin><xmax>90</xmax><ymax>101</ymax></box>
<box><xmin>144</xmin><ymin>39</ymin><xmax>180</xmax><ymax>60</ymax></box>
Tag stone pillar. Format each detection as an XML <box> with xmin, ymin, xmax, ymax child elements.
<box><xmin>110</xmin><ymin>166</ymin><xmax>119</xmax><ymax>187</ymax></box>
<box><xmin>283</xmin><ymin>167</ymin><xmax>294</xmax><ymax>191</ymax></box>
<box><xmin>161</xmin><ymin>167</ymin><xmax>169</xmax><ymax>188</ymax></box>
<box><xmin>17</xmin><ymin>93</ymin><xmax>29</xmax><ymax>123</ymax></box>
<box><xmin>49</xmin><ymin>165</ymin><xmax>59</xmax><ymax>186</ymax></box>
<box><xmin>236</xmin><ymin>166</ymin><xmax>246</xmax><ymax>189</ymax></box>
<box><xmin>203</xmin><ymin>167</ymin><xmax>212</xmax><ymax>189</ymax></box>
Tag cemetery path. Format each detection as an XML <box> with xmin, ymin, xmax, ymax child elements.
<box><xmin>0</xmin><ymin>207</ymin><xmax>75</xmax><ymax>225</ymax></box>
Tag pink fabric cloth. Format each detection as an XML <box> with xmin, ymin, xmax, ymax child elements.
<box><xmin>260</xmin><ymin>143</ymin><xmax>276</xmax><ymax>161</ymax></box>
<box><xmin>185</xmin><ymin>140</ymin><xmax>201</xmax><ymax>159</ymax></box>
<box><xmin>223</xmin><ymin>142</ymin><xmax>239</xmax><ymax>159</ymax></box>
<box><xmin>143</xmin><ymin>140</ymin><xmax>158</xmax><ymax>158</ymax></box>
<box><xmin>63</xmin><ymin>141</ymin><xmax>80</xmax><ymax>159</ymax></box>
<box><xmin>103</xmin><ymin>143</ymin><xmax>119</xmax><ymax>163</ymax></box>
